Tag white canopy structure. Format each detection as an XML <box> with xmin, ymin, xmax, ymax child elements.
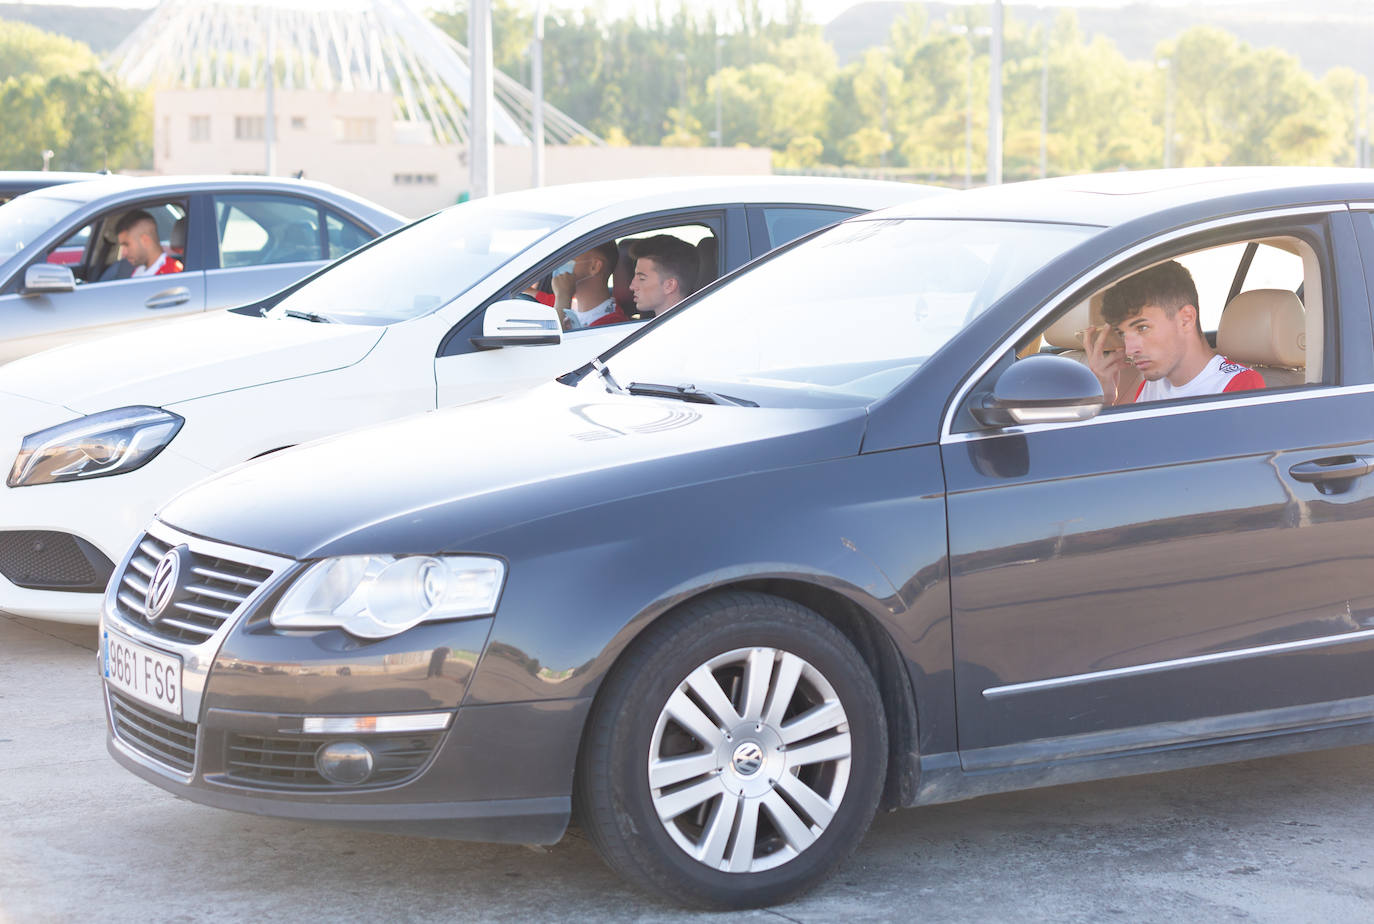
<box><xmin>108</xmin><ymin>0</ymin><xmax>601</xmax><ymax>148</ymax></box>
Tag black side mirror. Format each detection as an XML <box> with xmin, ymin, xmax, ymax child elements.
<box><xmin>971</xmin><ymin>353</ymin><xmax>1104</xmax><ymax>428</ymax></box>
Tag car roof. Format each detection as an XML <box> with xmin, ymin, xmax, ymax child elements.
<box><xmin>19</xmin><ymin>174</ymin><xmax>403</xmax><ymax>216</ymax></box>
<box><xmin>0</xmin><ymin>171</ymin><xmax>104</xmax><ymax>192</ymax></box>
<box><xmin>479</xmin><ymin>175</ymin><xmax>943</xmax><ymax>219</ymax></box>
<box><xmin>874</xmin><ymin>167</ymin><xmax>1374</xmax><ymax>228</ymax></box>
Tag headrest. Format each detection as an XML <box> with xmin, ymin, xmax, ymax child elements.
<box><xmin>1043</xmin><ymin>291</ymin><xmax>1104</xmax><ymax>350</ymax></box>
<box><xmin>1217</xmin><ymin>289</ymin><xmax>1305</xmax><ymax>369</ymax></box>
<box><xmin>169</xmin><ymin>216</ymin><xmax>187</xmax><ymax>249</ymax></box>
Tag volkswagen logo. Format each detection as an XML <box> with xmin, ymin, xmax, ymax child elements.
<box><xmin>731</xmin><ymin>741</ymin><xmax>765</xmax><ymax>777</ymax></box>
<box><xmin>145</xmin><ymin>546</ymin><xmax>187</xmax><ymax>623</ymax></box>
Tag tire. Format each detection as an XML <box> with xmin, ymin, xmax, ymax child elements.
<box><xmin>576</xmin><ymin>591</ymin><xmax>888</xmax><ymax>909</ymax></box>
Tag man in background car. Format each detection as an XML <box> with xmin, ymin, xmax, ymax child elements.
<box><xmin>116</xmin><ymin>209</ymin><xmax>182</xmax><ymax>277</ymax></box>
<box><xmin>628</xmin><ymin>234</ymin><xmax>699</xmax><ymax>319</ymax></box>
<box><xmin>552</xmin><ymin>241</ymin><xmax>624</xmax><ymax>329</ymax></box>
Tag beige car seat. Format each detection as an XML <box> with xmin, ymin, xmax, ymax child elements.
<box><xmin>1216</xmin><ymin>289</ymin><xmax>1306</xmax><ymax>388</ymax></box>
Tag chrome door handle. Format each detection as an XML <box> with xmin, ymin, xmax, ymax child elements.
<box><xmin>1289</xmin><ymin>455</ymin><xmax>1374</xmax><ymax>483</ymax></box>
<box><xmin>145</xmin><ymin>287</ymin><xmax>190</xmax><ymax>309</ymax></box>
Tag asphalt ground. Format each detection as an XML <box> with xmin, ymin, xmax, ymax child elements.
<box><xmin>3</xmin><ymin>611</ymin><xmax>1372</xmax><ymax>922</ymax></box>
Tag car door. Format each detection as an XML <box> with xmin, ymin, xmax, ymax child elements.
<box><xmin>432</xmin><ymin>208</ymin><xmax>734</xmax><ymax>408</ymax></box>
<box><xmin>0</xmin><ymin>198</ymin><xmax>207</xmax><ymax>362</ymax></box>
<box><xmin>941</xmin><ymin>207</ymin><xmax>1374</xmax><ymax>769</ymax></box>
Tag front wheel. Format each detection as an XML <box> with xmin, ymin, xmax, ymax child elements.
<box><xmin>576</xmin><ymin>592</ymin><xmax>888</xmax><ymax>909</ymax></box>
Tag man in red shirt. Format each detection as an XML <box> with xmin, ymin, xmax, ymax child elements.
<box><xmin>1083</xmin><ymin>260</ymin><xmax>1263</xmax><ymax>404</ymax></box>
<box><xmin>115</xmin><ymin>209</ymin><xmax>183</xmax><ymax>277</ymax></box>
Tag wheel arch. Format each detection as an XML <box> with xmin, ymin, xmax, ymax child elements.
<box><xmin>574</xmin><ymin>577</ymin><xmax>920</xmax><ymax>816</ymax></box>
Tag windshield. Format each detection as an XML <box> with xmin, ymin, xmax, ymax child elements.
<box><xmin>0</xmin><ymin>193</ymin><xmax>84</xmax><ymax>261</ymax></box>
<box><xmin>600</xmin><ymin>218</ymin><xmax>1097</xmax><ymax>408</ymax></box>
<box><xmin>267</xmin><ymin>199</ymin><xmax>572</xmax><ymax>325</ymax></box>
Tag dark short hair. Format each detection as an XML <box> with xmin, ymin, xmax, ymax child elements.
<box><xmin>1102</xmin><ymin>260</ymin><xmax>1201</xmax><ymax>338</ymax></box>
<box><xmin>114</xmin><ymin>209</ymin><xmax>157</xmax><ymax>236</ymax></box>
<box><xmin>629</xmin><ymin>234</ymin><xmax>699</xmax><ymax>296</ymax></box>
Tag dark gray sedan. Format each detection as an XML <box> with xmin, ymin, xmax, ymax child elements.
<box><xmin>0</xmin><ymin>175</ymin><xmax>402</xmax><ymax>362</ymax></box>
<box><xmin>98</xmin><ymin>168</ymin><xmax>1374</xmax><ymax>908</ymax></box>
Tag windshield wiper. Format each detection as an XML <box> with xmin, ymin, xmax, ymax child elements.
<box><xmin>589</xmin><ymin>359</ymin><xmax>628</xmax><ymax>395</ymax></box>
<box><xmin>280</xmin><ymin>309</ymin><xmax>335</xmax><ymax>323</ymax></box>
<box><xmin>627</xmin><ymin>382</ymin><xmax>757</xmax><ymax>407</ymax></box>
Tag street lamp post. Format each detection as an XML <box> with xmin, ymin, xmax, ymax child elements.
<box><xmin>714</xmin><ymin>37</ymin><xmax>724</xmax><ymax>147</ymax></box>
<box><xmin>531</xmin><ymin>0</ymin><xmax>545</xmax><ymax>188</ymax></box>
<box><xmin>469</xmin><ymin>0</ymin><xmax>495</xmax><ymax>198</ymax></box>
<box><xmin>1040</xmin><ymin>26</ymin><xmax>1049</xmax><ymax>178</ymax></box>
<box><xmin>1159</xmin><ymin>58</ymin><xmax>1175</xmax><ymax>169</ymax></box>
<box><xmin>987</xmin><ymin>0</ymin><xmax>1003</xmax><ymax>186</ymax></box>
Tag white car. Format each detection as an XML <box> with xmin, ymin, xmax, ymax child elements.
<box><xmin>0</xmin><ymin>176</ymin><xmax>940</xmax><ymax>624</ymax></box>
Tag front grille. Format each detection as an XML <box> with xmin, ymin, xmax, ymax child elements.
<box><xmin>109</xmin><ymin>689</ymin><xmax>197</xmax><ymax>773</ymax></box>
<box><xmin>225</xmin><ymin>732</ymin><xmax>442</xmax><ymax>790</ymax></box>
<box><xmin>0</xmin><ymin>530</ymin><xmax>114</xmax><ymax>591</ymax></box>
<box><xmin>114</xmin><ymin>533</ymin><xmax>273</xmax><ymax>644</ymax></box>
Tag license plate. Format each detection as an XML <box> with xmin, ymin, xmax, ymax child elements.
<box><xmin>104</xmin><ymin>629</ymin><xmax>182</xmax><ymax>717</ymax></box>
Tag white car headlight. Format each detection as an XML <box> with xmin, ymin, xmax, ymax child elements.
<box><xmin>271</xmin><ymin>555</ymin><xmax>506</xmax><ymax>639</ymax></box>
<box><xmin>7</xmin><ymin>406</ymin><xmax>184</xmax><ymax>488</ymax></box>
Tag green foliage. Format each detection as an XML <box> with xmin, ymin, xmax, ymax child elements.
<box><xmin>423</xmin><ymin>1</ymin><xmax>1364</xmax><ymax>176</ymax></box>
<box><xmin>0</xmin><ymin>21</ymin><xmax>150</xmax><ymax>171</ymax></box>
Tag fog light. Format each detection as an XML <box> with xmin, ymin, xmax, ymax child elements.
<box><xmin>315</xmin><ymin>740</ymin><xmax>374</xmax><ymax>785</ymax></box>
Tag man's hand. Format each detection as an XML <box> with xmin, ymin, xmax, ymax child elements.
<box><xmin>1081</xmin><ymin>324</ymin><xmax>1124</xmax><ymax>405</ymax></box>
<box><xmin>551</xmin><ymin>271</ymin><xmax>575</xmax><ymax>309</ymax></box>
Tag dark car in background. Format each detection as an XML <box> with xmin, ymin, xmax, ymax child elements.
<box><xmin>99</xmin><ymin>168</ymin><xmax>1374</xmax><ymax>908</ymax></box>
<box><xmin>0</xmin><ymin>174</ymin><xmax>403</xmax><ymax>362</ymax></box>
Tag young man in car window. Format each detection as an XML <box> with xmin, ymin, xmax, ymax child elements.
<box><xmin>628</xmin><ymin>234</ymin><xmax>699</xmax><ymax>319</ymax></box>
<box><xmin>115</xmin><ymin>209</ymin><xmax>183</xmax><ymax>277</ymax></box>
<box><xmin>1082</xmin><ymin>260</ymin><xmax>1264</xmax><ymax>404</ymax></box>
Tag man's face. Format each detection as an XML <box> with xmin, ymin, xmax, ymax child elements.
<box><xmin>117</xmin><ymin>222</ymin><xmax>158</xmax><ymax>268</ymax></box>
<box><xmin>630</xmin><ymin>257</ymin><xmax>675</xmax><ymax>314</ymax></box>
<box><xmin>1112</xmin><ymin>302</ymin><xmax>1196</xmax><ymax>382</ymax></box>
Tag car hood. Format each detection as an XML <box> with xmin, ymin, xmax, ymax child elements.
<box><xmin>158</xmin><ymin>381</ymin><xmax>869</xmax><ymax>559</ymax></box>
<box><xmin>0</xmin><ymin>311</ymin><xmax>385</xmax><ymax>415</ymax></box>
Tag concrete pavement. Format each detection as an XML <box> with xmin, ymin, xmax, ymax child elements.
<box><xmin>2</xmin><ymin>611</ymin><xmax>1372</xmax><ymax>922</ymax></box>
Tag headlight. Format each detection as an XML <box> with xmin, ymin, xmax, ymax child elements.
<box><xmin>8</xmin><ymin>406</ymin><xmax>184</xmax><ymax>488</ymax></box>
<box><xmin>271</xmin><ymin>555</ymin><xmax>506</xmax><ymax>639</ymax></box>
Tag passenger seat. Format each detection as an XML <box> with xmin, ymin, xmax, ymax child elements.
<box><xmin>1216</xmin><ymin>289</ymin><xmax>1306</xmax><ymax>387</ymax></box>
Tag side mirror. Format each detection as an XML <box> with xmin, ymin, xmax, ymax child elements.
<box><xmin>470</xmin><ymin>299</ymin><xmax>562</xmax><ymax>350</ymax></box>
<box><xmin>970</xmin><ymin>353</ymin><xmax>1104</xmax><ymax>427</ymax></box>
<box><xmin>21</xmin><ymin>263</ymin><xmax>75</xmax><ymax>296</ymax></box>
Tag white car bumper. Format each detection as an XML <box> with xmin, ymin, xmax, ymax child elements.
<box><xmin>0</xmin><ymin>448</ymin><xmax>215</xmax><ymax>625</ymax></box>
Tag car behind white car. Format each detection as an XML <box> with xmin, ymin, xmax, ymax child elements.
<box><xmin>0</xmin><ymin>176</ymin><xmax>940</xmax><ymax>624</ymax></box>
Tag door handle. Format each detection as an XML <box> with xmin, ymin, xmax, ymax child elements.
<box><xmin>145</xmin><ymin>287</ymin><xmax>190</xmax><ymax>309</ymax></box>
<box><xmin>1288</xmin><ymin>455</ymin><xmax>1374</xmax><ymax>483</ymax></box>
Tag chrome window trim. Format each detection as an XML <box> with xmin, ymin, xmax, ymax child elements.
<box><xmin>1347</xmin><ymin>202</ymin><xmax>1374</xmax><ymax>210</ymax></box>
<box><xmin>939</xmin><ymin>203</ymin><xmax>1349</xmax><ymax>444</ymax></box>
<box><xmin>984</xmin><ymin>626</ymin><xmax>1374</xmax><ymax>700</ymax></box>
<box><xmin>943</xmin><ymin>381</ymin><xmax>1374</xmax><ymax>444</ymax></box>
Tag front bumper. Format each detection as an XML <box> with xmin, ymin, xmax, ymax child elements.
<box><xmin>100</xmin><ymin>521</ymin><xmax>590</xmax><ymax>844</ymax></box>
<box><xmin>0</xmin><ymin>448</ymin><xmax>214</xmax><ymax>624</ymax></box>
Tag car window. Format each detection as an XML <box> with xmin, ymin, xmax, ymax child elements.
<box><xmin>0</xmin><ymin>194</ymin><xmax>83</xmax><ymax>260</ymax></box>
<box><xmin>602</xmin><ymin>218</ymin><xmax>1094</xmax><ymax>408</ymax></box>
<box><xmin>215</xmin><ymin>194</ymin><xmax>323</xmax><ymax>268</ymax></box>
<box><xmin>513</xmin><ymin>222</ymin><xmax>718</xmax><ymax>330</ymax></box>
<box><xmin>325</xmin><ymin>211</ymin><xmax>371</xmax><ymax>259</ymax></box>
<box><xmin>268</xmin><ymin>200</ymin><xmax>570</xmax><ymax>325</ymax></box>
<box><xmin>1023</xmin><ymin>231</ymin><xmax>1324</xmax><ymax>408</ymax></box>
<box><xmin>50</xmin><ymin>200</ymin><xmax>189</xmax><ymax>285</ymax></box>
<box><xmin>761</xmin><ymin>206</ymin><xmax>853</xmax><ymax>248</ymax></box>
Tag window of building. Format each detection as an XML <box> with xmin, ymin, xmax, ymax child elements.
<box><xmin>334</xmin><ymin>117</ymin><xmax>377</xmax><ymax>143</ymax></box>
<box><xmin>291</xmin><ymin>116</ymin><xmax>306</xmax><ymax>130</ymax></box>
<box><xmin>235</xmin><ymin>116</ymin><xmax>265</xmax><ymax>141</ymax></box>
<box><xmin>189</xmin><ymin>115</ymin><xmax>211</xmax><ymax>143</ymax></box>
<box><xmin>393</xmin><ymin>173</ymin><xmax>438</xmax><ymax>186</ymax></box>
